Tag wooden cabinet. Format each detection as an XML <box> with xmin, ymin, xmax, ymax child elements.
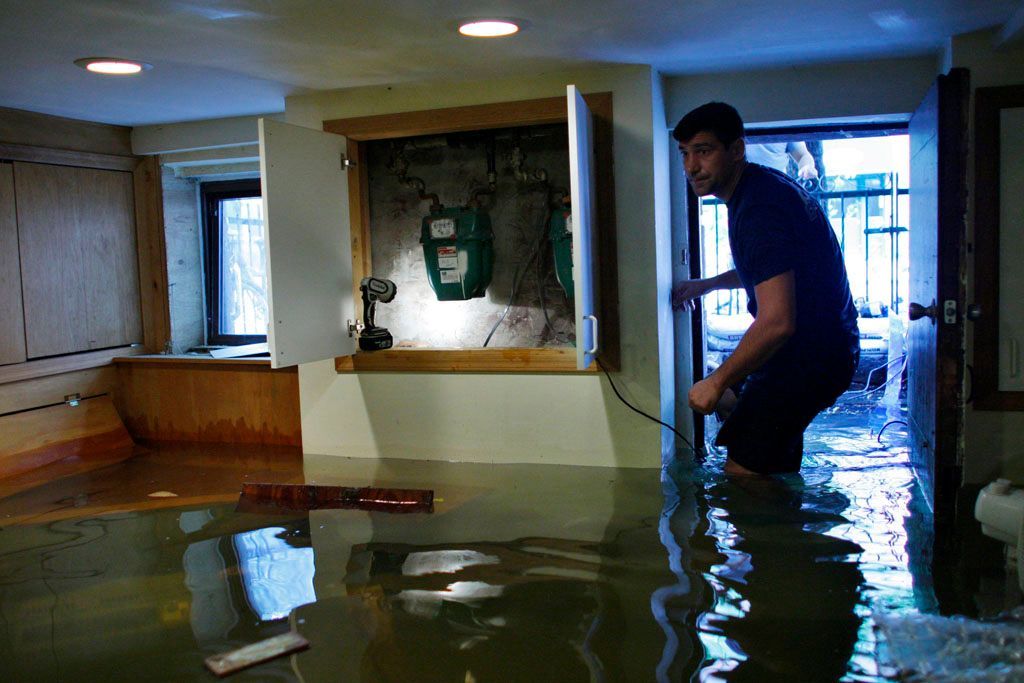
<box><xmin>257</xmin><ymin>88</ymin><xmax>619</xmax><ymax>373</ymax></box>
<box><xmin>0</xmin><ymin>156</ymin><xmax>144</xmax><ymax>367</ymax></box>
<box><xmin>13</xmin><ymin>162</ymin><xmax>142</xmax><ymax>359</ymax></box>
<box><xmin>0</xmin><ymin>163</ymin><xmax>26</xmax><ymax>365</ymax></box>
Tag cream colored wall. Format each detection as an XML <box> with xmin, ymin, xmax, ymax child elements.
<box><xmin>286</xmin><ymin>65</ymin><xmax>667</xmax><ymax>468</ymax></box>
<box><xmin>664</xmin><ymin>56</ymin><xmax>939</xmax><ymax>126</ymax></box>
<box><xmin>950</xmin><ymin>29</ymin><xmax>1024</xmax><ymax>484</ymax></box>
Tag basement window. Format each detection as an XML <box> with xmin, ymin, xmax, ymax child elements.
<box><xmin>201</xmin><ymin>179</ymin><xmax>268</xmax><ymax>345</ymax></box>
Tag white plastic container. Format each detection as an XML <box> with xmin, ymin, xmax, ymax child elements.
<box><xmin>975</xmin><ymin>478</ymin><xmax>1024</xmax><ymax>591</ymax></box>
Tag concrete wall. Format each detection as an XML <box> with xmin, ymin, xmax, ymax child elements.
<box><xmin>161</xmin><ymin>167</ymin><xmax>204</xmax><ymax>353</ymax></box>
<box><xmin>949</xmin><ymin>29</ymin><xmax>1024</xmax><ymax>483</ymax></box>
<box><xmin>363</xmin><ymin>129</ymin><xmax>574</xmax><ymax>348</ymax></box>
<box><xmin>286</xmin><ymin>64</ymin><xmax>668</xmax><ymax>468</ymax></box>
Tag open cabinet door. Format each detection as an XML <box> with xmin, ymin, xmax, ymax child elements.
<box><xmin>259</xmin><ymin>119</ymin><xmax>356</xmax><ymax>369</ymax></box>
<box><xmin>906</xmin><ymin>69</ymin><xmax>969</xmax><ymax>529</ymax></box>
<box><xmin>567</xmin><ymin>85</ymin><xmax>600</xmax><ymax>370</ymax></box>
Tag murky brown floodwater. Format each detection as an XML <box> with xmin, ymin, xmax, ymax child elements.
<box><xmin>0</xmin><ymin>404</ymin><xmax>1010</xmax><ymax>681</ymax></box>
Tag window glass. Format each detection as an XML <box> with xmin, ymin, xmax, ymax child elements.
<box><xmin>201</xmin><ymin>180</ymin><xmax>267</xmax><ymax>345</ymax></box>
<box><xmin>217</xmin><ymin>196</ymin><xmax>267</xmax><ymax>336</ymax></box>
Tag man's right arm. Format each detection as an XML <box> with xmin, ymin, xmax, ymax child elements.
<box><xmin>672</xmin><ymin>270</ymin><xmax>742</xmax><ymax>310</ymax></box>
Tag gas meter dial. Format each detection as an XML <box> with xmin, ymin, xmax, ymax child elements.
<box><xmin>429</xmin><ymin>218</ymin><xmax>457</xmax><ymax>239</ymax></box>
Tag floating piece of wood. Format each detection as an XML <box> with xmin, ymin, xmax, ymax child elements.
<box><xmin>204</xmin><ymin>631</ymin><xmax>309</xmax><ymax>677</ymax></box>
<box><xmin>239</xmin><ymin>482</ymin><xmax>434</xmax><ymax>513</ymax></box>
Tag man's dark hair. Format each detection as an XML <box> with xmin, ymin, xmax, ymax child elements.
<box><xmin>672</xmin><ymin>102</ymin><xmax>745</xmax><ymax>147</ymax></box>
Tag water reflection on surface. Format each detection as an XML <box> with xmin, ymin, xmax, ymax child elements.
<box><xmin>0</xmin><ymin>407</ymin><xmax>948</xmax><ymax>681</ymax></box>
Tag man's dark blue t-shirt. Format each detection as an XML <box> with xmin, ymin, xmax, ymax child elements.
<box><xmin>726</xmin><ymin>163</ymin><xmax>859</xmax><ymax>377</ymax></box>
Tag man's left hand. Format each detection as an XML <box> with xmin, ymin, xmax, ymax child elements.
<box><xmin>689</xmin><ymin>377</ymin><xmax>724</xmax><ymax>415</ymax></box>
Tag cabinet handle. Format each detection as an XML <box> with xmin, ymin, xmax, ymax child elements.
<box><xmin>585</xmin><ymin>315</ymin><xmax>599</xmax><ymax>355</ymax></box>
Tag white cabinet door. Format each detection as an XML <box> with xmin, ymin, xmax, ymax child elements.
<box><xmin>259</xmin><ymin>119</ymin><xmax>356</xmax><ymax>368</ymax></box>
<box><xmin>567</xmin><ymin>85</ymin><xmax>600</xmax><ymax>370</ymax></box>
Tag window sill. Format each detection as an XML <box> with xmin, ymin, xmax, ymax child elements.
<box><xmin>112</xmin><ymin>354</ymin><xmax>290</xmax><ymax>371</ymax></box>
<box><xmin>334</xmin><ymin>348</ymin><xmax>600</xmax><ymax>374</ymax></box>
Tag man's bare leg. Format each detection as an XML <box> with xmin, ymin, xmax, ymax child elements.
<box><xmin>724</xmin><ymin>457</ymin><xmax>760</xmax><ymax>476</ymax></box>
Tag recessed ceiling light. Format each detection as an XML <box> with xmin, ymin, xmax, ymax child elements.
<box><xmin>74</xmin><ymin>57</ymin><xmax>152</xmax><ymax>75</ymax></box>
<box><xmin>458</xmin><ymin>19</ymin><xmax>520</xmax><ymax>37</ymax></box>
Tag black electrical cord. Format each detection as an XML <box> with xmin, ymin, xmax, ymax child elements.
<box><xmin>877</xmin><ymin>419</ymin><xmax>908</xmax><ymax>444</ymax></box>
<box><xmin>483</xmin><ymin>200</ymin><xmax>550</xmax><ymax>348</ymax></box>
<box><xmin>596</xmin><ymin>358</ymin><xmax>704</xmax><ymax>460</ymax></box>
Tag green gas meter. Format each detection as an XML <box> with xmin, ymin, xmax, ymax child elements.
<box><xmin>420</xmin><ymin>207</ymin><xmax>494</xmax><ymax>301</ymax></box>
<box><xmin>549</xmin><ymin>205</ymin><xmax>574</xmax><ymax>299</ymax></box>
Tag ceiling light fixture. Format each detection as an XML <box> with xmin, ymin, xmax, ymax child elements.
<box><xmin>74</xmin><ymin>57</ymin><xmax>152</xmax><ymax>75</ymax></box>
<box><xmin>458</xmin><ymin>19</ymin><xmax>520</xmax><ymax>37</ymax></box>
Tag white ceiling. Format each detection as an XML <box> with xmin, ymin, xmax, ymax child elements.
<box><xmin>0</xmin><ymin>0</ymin><xmax>1021</xmax><ymax>127</ymax></box>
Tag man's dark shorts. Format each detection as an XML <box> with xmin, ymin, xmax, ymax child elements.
<box><xmin>714</xmin><ymin>349</ymin><xmax>859</xmax><ymax>474</ymax></box>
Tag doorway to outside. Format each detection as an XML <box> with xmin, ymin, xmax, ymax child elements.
<box><xmin>695</xmin><ymin>127</ymin><xmax>911</xmax><ymax>448</ymax></box>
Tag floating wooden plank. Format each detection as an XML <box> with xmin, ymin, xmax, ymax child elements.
<box><xmin>204</xmin><ymin>631</ymin><xmax>309</xmax><ymax>677</ymax></box>
<box><xmin>239</xmin><ymin>482</ymin><xmax>433</xmax><ymax>513</ymax></box>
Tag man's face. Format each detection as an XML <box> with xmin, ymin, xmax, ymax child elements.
<box><xmin>678</xmin><ymin>131</ymin><xmax>744</xmax><ymax>198</ymax></box>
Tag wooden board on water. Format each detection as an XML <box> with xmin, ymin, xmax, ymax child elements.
<box><xmin>204</xmin><ymin>631</ymin><xmax>309</xmax><ymax>677</ymax></box>
<box><xmin>239</xmin><ymin>482</ymin><xmax>434</xmax><ymax>513</ymax></box>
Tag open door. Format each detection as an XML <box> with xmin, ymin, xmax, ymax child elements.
<box><xmin>906</xmin><ymin>69</ymin><xmax>969</xmax><ymax>529</ymax></box>
<box><xmin>567</xmin><ymin>85</ymin><xmax>600</xmax><ymax>370</ymax></box>
<box><xmin>259</xmin><ymin>119</ymin><xmax>356</xmax><ymax>369</ymax></box>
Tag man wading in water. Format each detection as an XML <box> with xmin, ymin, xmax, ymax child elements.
<box><xmin>672</xmin><ymin>102</ymin><xmax>860</xmax><ymax>476</ymax></box>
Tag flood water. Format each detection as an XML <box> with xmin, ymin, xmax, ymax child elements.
<box><xmin>0</xmin><ymin>402</ymin><xmax>1008</xmax><ymax>681</ymax></box>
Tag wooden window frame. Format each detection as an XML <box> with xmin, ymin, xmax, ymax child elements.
<box><xmin>201</xmin><ymin>178</ymin><xmax>266</xmax><ymax>346</ymax></box>
<box><xmin>324</xmin><ymin>93</ymin><xmax>620</xmax><ymax>374</ymax></box>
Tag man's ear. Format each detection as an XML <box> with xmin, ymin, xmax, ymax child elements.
<box><xmin>730</xmin><ymin>137</ymin><xmax>746</xmax><ymax>161</ymax></box>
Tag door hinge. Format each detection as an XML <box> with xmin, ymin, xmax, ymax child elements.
<box><xmin>943</xmin><ymin>299</ymin><xmax>957</xmax><ymax>324</ymax></box>
<box><xmin>341</xmin><ymin>155</ymin><xmax>356</xmax><ymax>171</ymax></box>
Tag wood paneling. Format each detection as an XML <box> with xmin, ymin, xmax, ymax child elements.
<box><xmin>83</xmin><ymin>166</ymin><xmax>142</xmax><ymax>349</ymax></box>
<box><xmin>15</xmin><ymin>162</ymin><xmax>89</xmax><ymax>355</ymax></box>
<box><xmin>326</xmin><ymin>96</ymin><xmax>573</xmax><ymax>141</ymax></box>
<box><xmin>0</xmin><ymin>142</ymin><xmax>137</xmax><ymax>171</ymax></box>
<box><xmin>0</xmin><ymin>345</ymin><xmax>144</xmax><ymax>385</ymax></box>
<box><xmin>335</xmin><ymin>347</ymin><xmax>598</xmax><ymax>373</ymax></box>
<box><xmin>0</xmin><ymin>162</ymin><xmax>26</xmax><ymax>365</ymax></box>
<box><xmin>15</xmin><ymin>162</ymin><xmax>142</xmax><ymax>357</ymax></box>
<box><xmin>0</xmin><ymin>106</ymin><xmax>133</xmax><ymax>156</ymax></box>
<box><xmin>115</xmin><ymin>359</ymin><xmax>301</xmax><ymax>445</ymax></box>
<box><xmin>132</xmin><ymin>156</ymin><xmax>170</xmax><ymax>353</ymax></box>
<box><xmin>0</xmin><ymin>366</ymin><xmax>118</xmax><ymax>416</ymax></box>
<box><xmin>0</xmin><ymin>395</ymin><xmax>133</xmax><ymax>480</ymax></box>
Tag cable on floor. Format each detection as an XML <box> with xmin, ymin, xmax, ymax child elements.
<box><xmin>596</xmin><ymin>358</ymin><xmax>704</xmax><ymax>461</ymax></box>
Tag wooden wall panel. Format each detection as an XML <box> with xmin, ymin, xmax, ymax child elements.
<box><xmin>132</xmin><ymin>156</ymin><xmax>170</xmax><ymax>353</ymax></box>
<box><xmin>82</xmin><ymin>167</ymin><xmax>142</xmax><ymax>348</ymax></box>
<box><xmin>0</xmin><ymin>366</ymin><xmax>119</xmax><ymax>416</ymax></box>
<box><xmin>115</xmin><ymin>361</ymin><xmax>301</xmax><ymax>445</ymax></box>
<box><xmin>0</xmin><ymin>106</ymin><xmax>133</xmax><ymax>156</ymax></box>
<box><xmin>0</xmin><ymin>395</ymin><xmax>133</xmax><ymax>481</ymax></box>
<box><xmin>15</xmin><ymin>162</ymin><xmax>90</xmax><ymax>356</ymax></box>
<box><xmin>15</xmin><ymin>162</ymin><xmax>142</xmax><ymax>358</ymax></box>
<box><xmin>0</xmin><ymin>162</ymin><xmax>26</xmax><ymax>365</ymax></box>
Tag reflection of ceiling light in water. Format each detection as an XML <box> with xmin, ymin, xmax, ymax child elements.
<box><xmin>74</xmin><ymin>57</ymin><xmax>152</xmax><ymax>75</ymax></box>
<box><xmin>458</xmin><ymin>20</ymin><xmax>520</xmax><ymax>37</ymax></box>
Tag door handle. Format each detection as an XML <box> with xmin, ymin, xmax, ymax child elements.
<box><xmin>908</xmin><ymin>300</ymin><xmax>937</xmax><ymax>324</ymax></box>
<box><xmin>966</xmin><ymin>303</ymin><xmax>982</xmax><ymax>321</ymax></box>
